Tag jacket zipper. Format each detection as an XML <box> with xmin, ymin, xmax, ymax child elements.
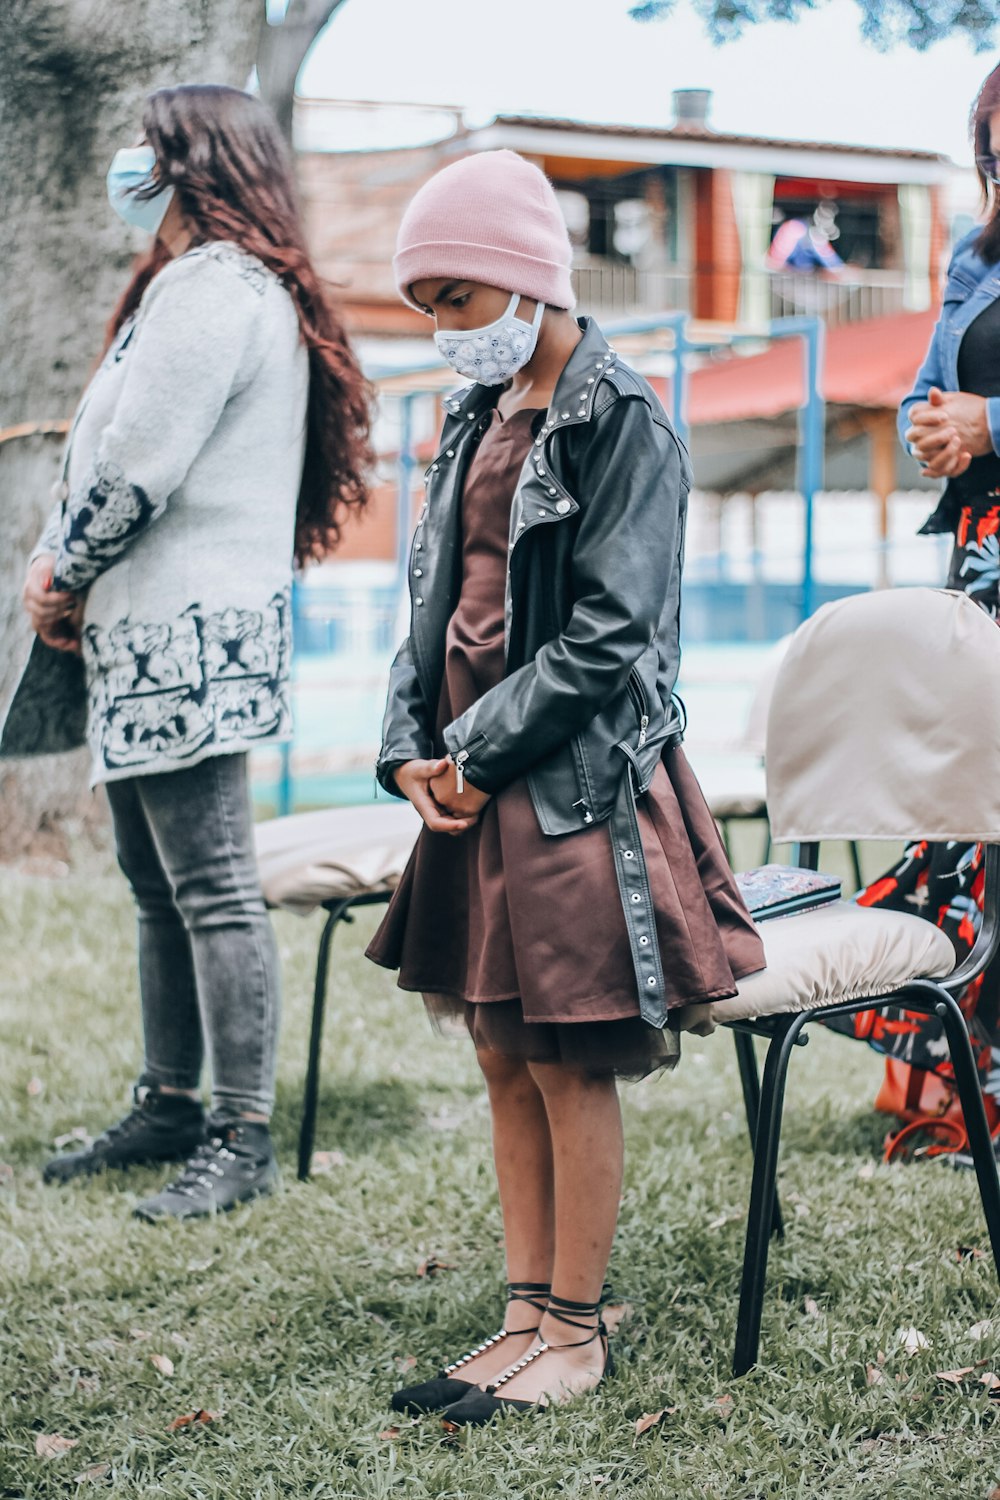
<box><xmin>454</xmin><ymin>749</ymin><xmax>469</xmax><ymax>793</ymax></box>
<box><xmin>627</xmin><ymin>671</ymin><xmax>650</xmax><ymax>748</ymax></box>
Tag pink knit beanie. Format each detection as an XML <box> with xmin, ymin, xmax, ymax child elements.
<box><xmin>394</xmin><ymin>150</ymin><xmax>576</xmax><ymax>312</ymax></box>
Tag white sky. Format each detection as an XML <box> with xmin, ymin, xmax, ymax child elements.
<box><xmin>299</xmin><ymin>0</ymin><xmax>995</xmax><ymax>168</ymax></box>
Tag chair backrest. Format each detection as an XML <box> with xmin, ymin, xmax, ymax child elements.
<box><xmin>765</xmin><ymin>587</ymin><xmax>1000</xmax><ymax>844</ymax></box>
<box><xmin>741</xmin><ymin>634</ymin><xmax>792</xmax><ymax>759</ymax></box>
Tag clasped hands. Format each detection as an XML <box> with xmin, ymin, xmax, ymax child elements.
<box><xmin>905</xmin><ymin>387</ymin><xmax>993</xmax><ymax>479</ymax></box>
<box><xmin>22</xmin><ymin>555</ymin><xmax>83</xmax><ymax>654</ymax></box>
<box><xmin>395</xmin><ymin>756</ymin><xmax>491</xmax><ymax>836</ymax></box>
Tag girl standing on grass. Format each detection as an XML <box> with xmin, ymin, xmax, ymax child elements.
<box><xmin>367</xmin><ymin>150</ymin><xmax>765</xmax><ymax>1425</ymax></box>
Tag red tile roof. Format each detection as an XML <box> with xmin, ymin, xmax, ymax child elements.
<box><xmin>687</xmin><ymin>308</ymin><xmax>938</xmax><ymax>424</ymax></box>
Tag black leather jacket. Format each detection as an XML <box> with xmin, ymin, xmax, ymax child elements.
<box><xmin>377</xmin><ymin>318</ymin><xmax>692</xmax><ymax>1026</ymax></box>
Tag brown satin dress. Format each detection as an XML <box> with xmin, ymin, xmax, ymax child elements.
<box><xmin>366</xmin><ymin>407</ymin><xmax>764</xmax><ymax>1076</ymax></box>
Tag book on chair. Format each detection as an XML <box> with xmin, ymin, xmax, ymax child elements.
<box><xmin>736</xmin><ymin>864</ymin><xmax>842</xmax><ymax>922</ymax></box>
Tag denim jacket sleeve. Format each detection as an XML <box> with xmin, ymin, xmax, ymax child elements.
<box><xmin>897</xmin><ymin>228</ymin><xmax>994</xmax><ymax>454</ymax></box>
<box><xmin>988</xmin><ymin>399</ymin><xmax>1000</xmax><ymax>457</ymax></box>
<box><xmin>440</xmin><ymin>396</ymin><xmax>685</xmax><ymax>795</ymax></box>
<box><xmin>897</xmin><ymin>315</ymin><xmax>948</xmax><ymax>452</ymax></box>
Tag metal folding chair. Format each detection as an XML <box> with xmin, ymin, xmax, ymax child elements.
<box><xmin>680</xmin><ymin>588</ymin><xmax>1000</xmax><ymax>1377</ymax></box>
<box><xmin>254</xmin><ymin>801</ymin><xmax>420</xmax><ymax>1181</ymax></box>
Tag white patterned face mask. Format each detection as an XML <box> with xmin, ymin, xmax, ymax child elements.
<box><xmin>434</xmin><ymin>293</ymin><xmax>544</xmax><ymax>385</ymax></box>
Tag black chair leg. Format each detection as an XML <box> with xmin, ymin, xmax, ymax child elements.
<box><xmin>935</xmin><ymin>991</ymin><xmax>1000</xmax><ymax>1284</ymax></box>
<box><xmin>297</xmin><ymin>899</ymin><xmax>351</xmax><ymax>1182</ymax></box>
<box><xmin>733</xmin><ymin>1014</ymin><xmax>804</xmax><ymax>1378</ymax></box>
<box><xmin>848</xmin><ymin>840</ymin><xmax>864</xmax><ymax>893</ymax></box>
<box><xmin>734</xmin><ymin>1030</ymin><xmax>785</xmax><ymax>1240</ymax></box>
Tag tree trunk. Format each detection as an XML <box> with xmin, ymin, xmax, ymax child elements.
<box><xmin>257</xmin><ymin>0</ymin><xmax>348</xmax><ymax>142</ymax></box>
<box><xmin>0</xmin><ymin>0</ymin><xmax>262</xmax><ymax>860</ymax></box>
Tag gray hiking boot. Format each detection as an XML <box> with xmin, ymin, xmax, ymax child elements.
<box><xmin>43</xmin><ymin>1088</ymin><xmax>206</xmax><ymax>1185</ymax></box>
<box><xmin>133</xmin><ymin>1114</ymin><xmax>279</xmax><ymax>1222</ymax></box>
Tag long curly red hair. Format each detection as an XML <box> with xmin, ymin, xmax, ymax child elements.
<box><xmin>105</xmin><ymin>84</ymin><xmax>374</xmax><ymax>566</ymax></box>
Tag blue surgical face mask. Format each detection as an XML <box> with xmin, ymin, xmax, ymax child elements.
<box><xmin>106</xmin><ymin>145</ymin><xmax>174</xmax><ymax>235</ymax></box>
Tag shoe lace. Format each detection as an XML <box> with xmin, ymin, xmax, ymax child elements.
<box><xmin>487</xmin><ymin>1291</ymin><xmax>609</xmax><ymax>1394</ymax></box>
<box><xmin>98</xmin><ymin>1103</ymin><xmax>152</xmax><ymax>1145</ymax></box>
<box><xmin>162</xmin><ymin>1133</ymin><xmax>238</xmax><ymax>1199</ymax></box>
<box><xmin>441</xmin><ymin>1282</ymin><xmax>552</xmax><ymax>1376</ymax></box>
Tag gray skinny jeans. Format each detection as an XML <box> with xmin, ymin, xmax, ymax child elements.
<box><xmin>105</xmin><ymin>753</ymin><xmax>280</xmax><ymax>1118</ymax></box>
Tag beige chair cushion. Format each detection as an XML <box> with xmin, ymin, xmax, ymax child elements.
<box><xmin>691</xmin><ymin>754</ymin><xmax>767</xmax><ymax>821</ymax></box>
<box><xmin>254</xmin><ymin>802</ymin><xmax>420</xmax><ymax>914</ymax></box>
<box><xmin>679</xmin><ymin>900</ymin><xmax>956</xmax><ymax>1035</ymax></box>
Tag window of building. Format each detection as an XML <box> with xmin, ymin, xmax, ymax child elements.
<box><xmin>553</xmin><ymin>167</ymin><xmax>680</xmax><ymax>266</ymax></box>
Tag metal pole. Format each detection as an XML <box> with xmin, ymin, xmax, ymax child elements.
<box><xmin>798</xmin><ymin>317</ymin><xmax>826</xmax><ymax>623</ymax></box>
<box><xmin>766</xmin><ymin>315</ymin><xmax>825</xmax><ymax>624</ymax></box>
<box><xmin>669</xmin><ymin>314</ymin><xmax>690</xmax><ymax>448</ymax></box>
<box><xmin>278</xmin><ymin>575</ymin><xmax>298</xmax><ymax>818</ymax></box>
<box><xmin>396</xmin><ymin>394</ymin><xmax>417</xmax><ymax>590</ymax></box>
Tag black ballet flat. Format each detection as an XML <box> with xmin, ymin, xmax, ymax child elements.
<box><xmin>390</xmin><ymin>1282</ymin><xmax>550</xmax><ymax>1415</ymax></box>
<box><xmin>440</xmin><ymin>1293</ymin><xmax>614</xmax><ymax>1428</ymax></box>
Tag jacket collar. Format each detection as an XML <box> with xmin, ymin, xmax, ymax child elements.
<box><xmin>440</xmin><ymin>318</ymin><xmax>616</xmax><ymax>434</ymax></box>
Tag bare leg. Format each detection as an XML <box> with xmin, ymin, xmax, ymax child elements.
<box><xmin>487</xmin><ymin>1061</ymin><xmax>623</xmax><ymax>1404</ymax></box>
<box><xmin>446</xmin><ymin>1048</ymin><xmax>555</xmax><ymax>1387</ymax></box>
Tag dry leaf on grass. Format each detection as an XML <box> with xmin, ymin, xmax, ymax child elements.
<box><xmin>416</xmin><ymin>1256</ymin><xmax>456</xmax><ymax>1278</ymax></box>
<box><xmin>378</xmin><ymin>1427</ymin><xmax>401</xmax><ymax>1441</ymax></box>
<box><xmin>715</xmin><ymin>1393</ymin><xmax>735</xmax><ymax>1420</ymax></box>
<box><xmin>395</xmin><ymin>1356</ymin><xmax>417</xmax><ymax>1375</ymax></box>
<box><xmin>897</xmin><ymin>1327</ymin><xmax>930</xmax><ymax>1356</ymax></box>
<box><xmin>707</xmin><ymin>1212</ymin><xmax>741</xmax><ymax>1231</ymax></box>
<box><xmin>0</xmin><ymin>1163</ymin><xmax>13</xmax><ymax>1189</ymax></box>
<box><xmin>969</xmin><ymin>1320</ymin><xmax>994</xmax><ymax>1341</ymax></box>
<box><xmin>149</xmin><ymin>1354</ymin><xmax>174</xmax><ymax>1377</ymax></box>
<box><xmin>981</xmin><ymin>1372</ymin><xmax>1000</xmax><ymax>1394</ymax></box>
<box><xmin>74</xmin><ymin>1462</ymin><xmax>111</xmax><ymax>1483</ymax></box>
<box><xmin>166</xmin><ymin>1409</ymin><xmax>220</xmax><ymax>1432</ymax></box>
<box><xmin>866</xmin><ymin>1364</ymin><xmax>886</xmax><ymax>1387</ymax></box>
<box><xmin>934</xmin><ymin>1367</ymin><xmax>975</xmax><ymax>1385</ymax></box>
<box><xmin>310</xmin><ymin>1150</ymin><xmax>346</xmax><ymax>1174</ymax></box>
<box><xmin>129</xmin><ymin>1329</ymin><xmax>151</xmax><ymax>1342</ymax></box>
<box><xmin>602</xmin><ymin>1302</ymin><xmax>633</xmax><ymax>1336</ymax></box>
<box><xmin>35</xmin><ymin>1433</ymin><xmax>78</xmax><ymax>1460</ymax></box>
<box><xmin>26</xmin><ymin>1076</ymin><xmax>43</xmax><ymax>1097</ymax></box>
<box><xmin>634</xmin><ymin>1408</ymin><xmax>674</xmax><ymax>1436</ymax></box>
<box><xmin>53</xmin><ymin>1126</ymin><xmax>92</xmax><ymax>1151</ymax></box>
<box><xmin>804</xmin><ymin>1297</ymin><xmax>821</xmax><ymax>1318</ymax></box>
<box><xmin>857</xmin><ymin>1162</ymin><xmax>876</xmax><ymax>1181</ymax></box>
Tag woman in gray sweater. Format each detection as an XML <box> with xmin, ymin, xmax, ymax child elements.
<box><xmin>5</xmin><ymin>85</ymin><xmax>373</xmax><ymax>1219</ymax></box>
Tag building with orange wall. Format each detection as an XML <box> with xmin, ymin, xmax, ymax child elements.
<box><xmin>295</xmin><ymin>93</ymin><xmax>963</xmax><ymax>565</ymax></box>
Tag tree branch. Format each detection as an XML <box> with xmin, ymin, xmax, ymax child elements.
<box><xmin>629</xmin><ymin>0</ymin><xmax>996</xmax><ymax>49</ymax></box>
<box><xmin>257</xmin><ymin>0</ymin><xmax>350</xmax><ymax>141</ymax></box>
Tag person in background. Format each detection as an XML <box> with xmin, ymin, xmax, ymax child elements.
<box><xmin>367</xmin><ymin>149</ymin><xmax>765</xmax><ymax>1425</ymax></box>
<box><xmin>827</xmin><ymin>61</ymin><xmax>1000</xmax><ymax>1147</ymax></box>
<box><xmin>4</xmin><ymin>84</ymin><xmax>373</xmax><ymax>1220</ymax></box>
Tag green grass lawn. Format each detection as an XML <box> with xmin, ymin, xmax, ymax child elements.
<box><xmin>1</xmin><ymin>838</ymin><xmax>999</xmax><ymax>1499</ymax></box>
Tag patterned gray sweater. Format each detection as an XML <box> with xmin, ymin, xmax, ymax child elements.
<box><xmin>23</xmin><ymin>242</ymin><xmax>308</xmax><ymax>785</ymax></box>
